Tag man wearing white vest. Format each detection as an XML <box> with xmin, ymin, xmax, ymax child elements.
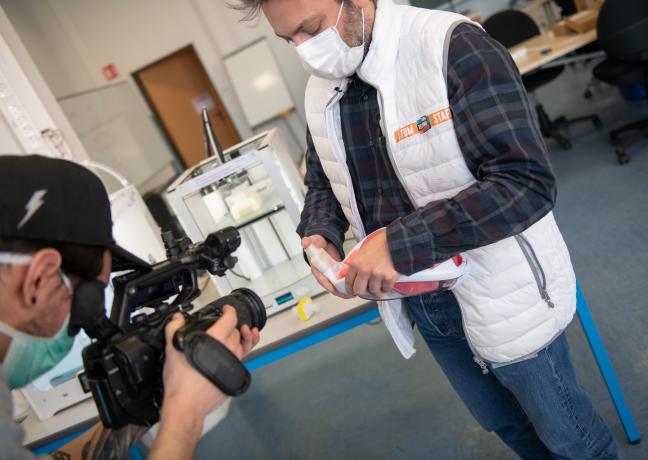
<box><xmin>234</xmin><ymin>0</ymin><xmax>619</xmax><ymax>458</ymax></box>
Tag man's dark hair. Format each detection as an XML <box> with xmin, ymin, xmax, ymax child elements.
<box><xmin>0</xmin><ymin>239</ymin><xmax>104</xmax><ymax>280</ymax></box>
<box><xmin>230</xmin><ymin>0</ymin><xmax>369</xmax><ymax>22</ymax></box>
<box><xmin>228</xmin><ymin>0</ymin><xmax>266</xmax><ymax>21</ymax></box>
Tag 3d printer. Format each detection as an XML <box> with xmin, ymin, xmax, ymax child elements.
<box><xmin>166</xmin><ymin>128</ymin><xmax>324</xmax><ymax>315</ymax></box>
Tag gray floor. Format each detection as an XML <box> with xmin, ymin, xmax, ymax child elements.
<box><xmin>194</xmin><ymin>64</ymin><xmax>648</xmax><ymax>459</ymax></box>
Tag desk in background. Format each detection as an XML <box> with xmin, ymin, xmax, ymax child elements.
<box><xmin>510</xmin><ymin>28</ymin><xmax>598</xmax><ymax>75</ymax></box>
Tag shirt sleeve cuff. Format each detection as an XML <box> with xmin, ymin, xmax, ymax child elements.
<box><xmin>386</xmin><ymin>217</ymin><xmax>435</xmax><ymax>276</ymax></box>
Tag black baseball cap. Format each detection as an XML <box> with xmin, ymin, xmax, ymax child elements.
<box><xmin>0</xmin><ymin>154</ymin><xmax>149</xmax><ymax>271</ymax></box>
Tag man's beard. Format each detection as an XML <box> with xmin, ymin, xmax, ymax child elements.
<box><xmin>340</xmin><ymin>2</ymin><xmax>372</xmax><ymax>56</ymax></box>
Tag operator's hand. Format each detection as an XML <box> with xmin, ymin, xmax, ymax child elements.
<box><xmin>161</xmin><ymin>307</ymin><xmax>260</xmax><ymax>419</ymax></box>
<box><xmin>302</xmin><ymin>235</ymin><xmax>353</xmax><ymax>299</ymax></box>
<box><xmin>151</xmin><ymin>308</ymin><xmax>259</xmax><ymax>460</ymax></box>
<box><xmin>344</xmin><ymin>230</ymin><xmax>400</xmax><ymax>298</ymax></box>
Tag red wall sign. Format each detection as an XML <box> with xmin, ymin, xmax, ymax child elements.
<box><xmin>102</xmin><ymin>63</ymin><xmax>119</xmax><ymax>81</ymax></box>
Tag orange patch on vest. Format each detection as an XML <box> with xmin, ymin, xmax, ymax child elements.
<box><xmin>393</xmin><ymin>107</ymin><xmax>453</xmax><ymax>143</ymax></box>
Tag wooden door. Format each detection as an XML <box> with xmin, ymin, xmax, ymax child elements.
<box><xmin>133</xmin><ymin>45</ymin><xmax>241</xmax><ymax>168</ymax></box>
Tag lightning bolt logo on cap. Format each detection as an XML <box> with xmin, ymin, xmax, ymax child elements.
<box><xmin>17</xmin><ymin>189</ymin><xmax>47</xmax><ymax>230</ymax></box>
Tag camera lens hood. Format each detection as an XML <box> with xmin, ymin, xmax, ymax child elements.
<box><xmin>230</xmin><ymin>288</ymin><xmax>266</xmax><ymax>331</ymax></box>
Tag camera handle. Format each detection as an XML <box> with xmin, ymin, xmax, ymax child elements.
<box><xmin>173</xmin><ymin>325</ymin><xmax>251</xmax><ymax>397</ymax></box>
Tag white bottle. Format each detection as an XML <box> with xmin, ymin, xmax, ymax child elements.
<box><xmin>305</xmin><ymin>228</ymin><xmax>468</xmax><ymax>300</ymax></box>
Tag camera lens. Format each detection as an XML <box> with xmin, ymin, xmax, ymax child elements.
<box><xmin>229</xmin><ymin>288</ymin><xmax>267</xmax><ymax>331</ymax></box>
<box><xmin>202</xmin><ymin>288</ymin><xmax>266</xmax><ymax>331</ymax></box>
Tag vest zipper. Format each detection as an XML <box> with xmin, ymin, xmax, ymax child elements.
<box><xmin>458</xmin><ymin>305</ymin><xmax>489</xmax><ymax>374</ymax></box>
<box><xmin>515</xmin><ymin>234</ymin><xmax>555</xmax><ymax>308</ymax></box>
<box><xmin>461</xmin><ymin>236</ymin><xmax>561</xmax><ymax>372</ymax></box>
<box><xmin>473</xmin><ymin>356</ymin><xmax>490</xmax><ymax>374</ymax></box>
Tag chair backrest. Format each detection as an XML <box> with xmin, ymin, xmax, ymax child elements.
<box><xmin>482</xmin><ymin>10</ymin><xmax>540</xmax><ymax>48</ymax></box>
<box><xmin>597</xmin><ymin>0</ymin><xmax>648</xmax><ymax>61</ymax></box>
<box><xmin>554</xmin><ymin>0</ymin><xmax>577</xmax><ymax>17</ymax></box>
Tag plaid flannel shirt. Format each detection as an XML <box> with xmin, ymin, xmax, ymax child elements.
<box><xmin>296</xmin><ymin>24</ymin><xmax>557</xmax><ymax>276</ymax></box>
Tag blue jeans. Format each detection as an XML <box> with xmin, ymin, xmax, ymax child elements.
<box><xmin>406</xmin><ymin>291</ymin><xmax>620</xmax><ymax>460</ymax></box>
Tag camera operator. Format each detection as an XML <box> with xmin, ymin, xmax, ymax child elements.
<box><xmin>0</xmin><ymin>155</ymin><xmax>260</xmax><ymax>460</ymax></box>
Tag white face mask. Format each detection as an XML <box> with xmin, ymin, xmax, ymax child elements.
<box><xmin>296</xmin><ymin>0</ymin><xmax>365</xmax><ymax>80</ymax></box>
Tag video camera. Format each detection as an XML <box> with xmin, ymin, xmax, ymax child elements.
<box><xmin>72</xmin><ymin>227</ymin><xmax>266</xmax><ymax>429</ymax></box>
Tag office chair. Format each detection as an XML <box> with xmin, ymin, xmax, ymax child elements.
<box><xmin>483</xmin><ymin>10</ymin><xmax>602</xmax><ymax>150</ymax></box>
<box><xmin>592</xmin><ymin>0</ymin><xmax>648</xmax><ymax>164</ymax></box>
<box><xmin>554</xmin><ymin>0</ymin><xmax>604</xmax><ymax>100</ymax></box>
<box><xmin>554</xmin><ymin>0</ymin><xmax>577</xmax><ymax>17</ymax></box>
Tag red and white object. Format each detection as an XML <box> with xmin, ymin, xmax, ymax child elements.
<box><xmin>305</xmin><ymin>228</ymin><xmax>468</xmax><ymax>300</ymax></box>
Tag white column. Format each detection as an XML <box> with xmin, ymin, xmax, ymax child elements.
<box><xmin>0</xmin><ymin>5</ymin><xmax>88</xmax><ymax>159</ymax></box>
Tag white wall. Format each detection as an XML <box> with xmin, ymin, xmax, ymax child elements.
<box><xmin>0</xmin><ymin>0</ymin><xmax>312</xmax><ymax>144</ymax></box>
<box><xmin>410</xmin><ymin>0</ymin><xmax>511</xmax><ymax>20</ymax></box>
<box><xmin>1</xmin><ymin>0</ymin><xmax>512</xmax><ymax>159</ymax></box>
<box><xmin>0</xmin><ymin>4</ymin><xmax>88</xmax><ymax>160</ymax></box>
<box><xmin>460</xmin><ymin>0</ymin><xmax>510</xmax><ymax>20</ymax></box>
<box><xmin>0</xmin><ymin>0</ymin><xmax>95</xmax><ymax>98</ymax></box>
<box><xmin>194</xmin><ymin>0</ymin><xmax>310</xmax><ymax>124</ymax></box>
<box><xmin>52</xmin><ymin>0</ymin><xmax>255</xmax><ymax>140</ymax></box>
<box><xmin>0</xmin><ymin>115</ymin><xmax>22</xmax><ymax>153</ymax></box>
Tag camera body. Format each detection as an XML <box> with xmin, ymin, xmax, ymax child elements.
<box><xmin>76</xmin><ymin>227</ymin><xmax>266</xmax><ymax>429</ymax></box>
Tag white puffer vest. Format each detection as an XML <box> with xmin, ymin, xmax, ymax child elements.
<box><xmin>304</xmin><ymin>0</ymin><xmax>576</xmax><ymax>363</ymax></box>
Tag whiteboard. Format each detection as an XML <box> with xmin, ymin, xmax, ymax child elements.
<box><xmin>224</xmin><ymin>39</ymin><xmax>294</xmax><ymax>127</ymax></box>
<box><xmin>58</xmin><ymin>82</ymin><xmax>176</xmax><ymax>191</ymax></box>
